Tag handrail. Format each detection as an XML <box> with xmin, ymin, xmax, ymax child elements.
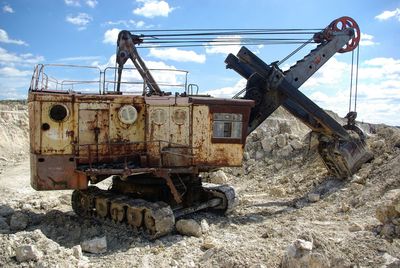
<box><xmin>72</xmin><ymin>139</ymin><xmax>195</xmax><ymax>168</ymax></box>
<box><xmin>30</xmin><ymin>63</ymin><xmax>191</xmax><ymax>95</ymax></box>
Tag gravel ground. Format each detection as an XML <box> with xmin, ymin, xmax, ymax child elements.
<box><xmin>0</xmin><ymin>102</ymin><xmax>399</xmax><ymax>267</ymax></box>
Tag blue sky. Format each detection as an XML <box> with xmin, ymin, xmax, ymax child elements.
<box><xmin>0</xmin><ymin>0</ymin><xmax>399</xmax><ymax>125</ymax></box>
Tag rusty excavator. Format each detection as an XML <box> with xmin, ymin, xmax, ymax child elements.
<box><xmin>28</xmin><ymin>17</ymin><xmax>373</xmax><ymax>237</ymax></box>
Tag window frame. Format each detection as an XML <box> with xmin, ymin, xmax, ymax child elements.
<box><xmin>210</xmin><ymin>105</ymin><xmax>249</xmax><ymax>144</ymax></box>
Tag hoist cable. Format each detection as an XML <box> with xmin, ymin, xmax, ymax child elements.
<box><xmin>277</xmin><ymin>37</ymin><xmax>314</xmax><ymax>66</ymax></box>
<box><xmin>348</xmin><ymin>50</ymin><xmax>355</xmax><ymax>113</ymax></box>
<box><xmin>137</xmin><ymin>41</ymin><xmax>316</xmax><ymax>49</ymax></box>
<box><xmin>133</xmin><ymin>28</ymin><xmax>323</xmax><ymax>32</ymax></box>
<box><xmin>354</xmin><ymin>45</ymin><xmax>360</xmax><ymax>112</ymax></box>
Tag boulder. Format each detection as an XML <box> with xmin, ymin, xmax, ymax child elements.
<box><xmin>281</xmin><ymin>239</ymin><xmax>329</xmax><ymax>268</ymax></box>
<box><xmin>290</xmin><ymin>139</ymin><xmax>303</xmax><ymax>150</ymax></box>
<box><xmin>274</xmin><ymin>162</ymin><xmax>283</xmax><ymax>171</ymax></box>
<box><xmin>255</xmin><ymin>150</ymin><xmax>264</xmax><ymax>160</ymax></box>
<box><xmin>278</xmin><ymin>145</ymin><xmax>293</xmax><ymax>158</ymax></box>
<box><xmin>261</xmin><ymin>137</ymin><xmax>275</xmax><ymax>153</ymax></box>
<box><xmin>176</xmin><ymin>219</ymin><xmax>202</xmax><ymax>237</ymax></box>
<box><xmin>376</xmin><ymin>189</ymin><xmax>400</xmax><ymax>224</ymax></box>
<box><xmin>382</xmin><ymin>253</ymin><xmax>400</xmax><ymax>268</ymax></box>
<box><xmin>81</xmin><ymin>236</ymin><xmax>107</xmax><ymax>254</ymax></box>
<box><xmin>10</xmin><ymin>211</ymin><xmax>29</xmax><ymax>231</ymax></box>
<box><xmin>348</xmin><ymin>223</ymin><xmax>363</xmax><ymax>232</ymax></box>
<box><xmin>208</xmin><ymin>170</ymin><xmax>228</xmax><ymax>184</ymax></box>
<box><xmin>371</xmin><ymin>139</ymin><xmax>385</xmax><ymax>150</ymax></box>
<box><xmin>201</xmin><ymin>236</ymin><xmax>217</xmax><ymax>250</ymax></box>
<box><xmin>278</xmin><ymin>122</ymin><xmax>292</xmax><ymax>134</ymax></box>
<box><xmin>276</xmin><ymin>134</ymin><xmax>287</xmax><ymax>148</ymax></box>
<box><xmin>15</xmin><ymin>245</ymin><xmax>42</xmax><ymax>262</ymax></box>
<box><xmin>72</xmin><ymin>245</ymin><xmax>83</xmax><ymax>259</ymax></box>
<box><xmin>308</xmin><ymin>193</ymin><xmax>320</xmax><ymax>203</ymax></box>
<box><xmin>200</xmin><ymin>219</ymin><xmax>210</xmax><ymax>234</ymax></box>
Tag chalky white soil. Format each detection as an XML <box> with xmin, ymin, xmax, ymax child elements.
<box><xmin>0</xmin><ymin>101</ymin><xmax>399</xmax><ymax>267</ymax></box>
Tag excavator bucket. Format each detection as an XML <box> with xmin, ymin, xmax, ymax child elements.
<box><xmin>318</xmin><ymin>133</ymin><xmax>373</xmax><ymax>178</ymax></box>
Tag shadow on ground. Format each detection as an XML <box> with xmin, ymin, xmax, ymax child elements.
<box><xmin>0</xmin><ymin>203</ymin><xmax>184</xmax><ymax>254</ymax></box>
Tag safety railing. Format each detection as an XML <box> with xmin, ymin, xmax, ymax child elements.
<box><xmin>72</xmin><ymin>139</ymin><xmax>195</xmax><ymax>171</ymax></box>
<box><xmin>29</xmin><ymin>64</ymin><xmax>194</xmax><ymax>95</ymax></box>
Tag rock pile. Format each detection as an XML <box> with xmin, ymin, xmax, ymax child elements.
<box><xmin>376</xmin><ymin>189</ymin><xmax>400</xmax><ymax>239</ymax></box>
<box><xmin>245</xmin><ymin>121</ymin><xmax>306</xmax><ymax>161</ymax></box>
<box><xmin>0</xmin><ymin>229</ymin><xmax>89</xmax><ymax>267</ymax></box>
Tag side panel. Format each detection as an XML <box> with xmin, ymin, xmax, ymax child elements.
<box><xmin>192</xmin><ymin>105</ymin><xmax>210</xmax><ymax>165</ymax></box>
<box><xmin>28</xmin><ymin>101</ymin><xmax>41</xmax><ymax>154</ymax></box>
<box><xmin>169</xmin><ymin>106</ymin><xmax>190</xmax><ymax>145</ymax></box>
<box><xmin>109</xmin><ymin>102</ymin><xmax>145</xmax><ymax>144</ymax></box>
<box><xmin>192</xmin><ymin>104</ymin><xmax>245</xmax><ymax>167</ymax></box>
<box><xmin>108</xmin><ymin>101</ymin><xmax>146</xmax><ymax>165</ymax></box>
<box><xmin>40</xmin><ymin>101</ymin><xmax>75</xmax><ymax>155</ymax></box>
<box><xmin>77</xmin><ymin>103</ymin><xmax>110</xmax><ymax>164</ymax></box>
<box><xmin>30</xmin><ymin>154</ymin><xmax>88</xmax><ymax>190</ymax></box>
<box><xmin>163</xmin><ymin>106</ymin><xmax>191</xmax><ymax>167</ymax></box>
<box><xmin>146</xmin><ymin>104</ymin><xmax>192</xmax><ymax>167</ymax></box>
<box><xmin>146</xmin><ymin>105</ymin><xmax>170</xmax><ymax>166</ymax></box>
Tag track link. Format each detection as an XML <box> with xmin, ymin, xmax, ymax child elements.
<box><xmin>71</xmin><ymin>186</ymin><xmax>175</xmax><ymax>238</ymax></box>
<box><xmin>202</xmin><ymin>183</ymin><xmax>237</xmax><ymax>214</ymax></box>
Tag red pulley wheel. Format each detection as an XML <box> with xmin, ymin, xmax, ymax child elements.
<box><xmin>329</xmin><ymin>16</ymin><xmax>360</xmax><ymax>53</ymax></box>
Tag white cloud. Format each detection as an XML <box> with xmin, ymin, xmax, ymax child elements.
<box><xmin>375</xmin><ymin>8</ymin><xmax>400</xmax><ymax>21</ymax></box>
<box><xmin>205</xmin><ymin>36</ymin><xmax>242</xmax><ymax>55</ymax></box>
<box><xmin>3</xmin><ymin>4</ymin><xmax>14</xmax><ymax>13</ymax></box>
<box><xmin>133</xmin><ymin>0</ymin><xmax>174</xmax><ymax>18</ymax></box>
<box><xmin>103</xmin><ymin>20</ymin><xmax>147</xmax><ymax>29</ymax></box>
<box><xmin>360</xmin><ymin>33</ymin><xmax>378</xmax><ymax>47</ymax></box>
<box><xmin>203</xmin><ymin>79</ymin><xmax>247</xmax><ymax>98</ymax></box>
<box><xmin>57</xmin><ymin>56</ymin><xmax>102</xmax><ymax>62</ymax></box>
<box><xmin>302</xmin><ymin>57</ymin><xmax>349</xmax><ymax>88</ymax></box>
<box><xmin>0</xmin><ymin>88</ymin><xmax>27</xmax><ymax>99</ymax></box>
<box><xmin>0</xmin><ymin>29</ymin><xmax>27</xmax><ymax>46</ymax></box>
<box><xmin>66</xmin><ymin>13</ymin><xmax>93</xmax><ymax>30</ymax></box>
<box><xmin>361</xmin><ymin>58</ymin><xmax>400</xmax><ymax>79</ymax></box>
<box><xmin>136</xmin><ymin>21</ymin><xmax>145</xmax><ymax>28</ymax></box>
<box><xmin>65</xmin><ymin>0</ymin><xmax>98</xmax><ymax>8</ymax></box>
<box><xmin>0</xmin><ymin>65</ymin><xmax>36</xmax><ymax>99</ymax></box>
<box><xmin>303</xmin><ymin>56</ymin><xmax>400</xmax><ymax>126</ymax></box>
<box><xmin>93</xmin><ymin>54</ymin><xmax>188</xmax><ymax>93</ymax></box>
<box><xmin>86</xmin><ymin>0</ymin><xmax>98</xmax><ymax>8</ymax></box>
<box><xmin>0</xmin><ymin>66</ymin><xmax>31</xmax><ymax>77</ymax></box>
<box><xmin>211</xmin><ymin>55</ymin><xmax>400</xmax><ymax>126</ymax></box>
<box><xmin>149</xmin><ymin>48</ymin><xmax>206</xmax><ymax>63</ymax></box>
<box><xmin>103</xmin><ymin>28</ymin><xmax>121</xmax><ymax>44</ymax></box>
<box><xmin>64</xmin><ymin>0</ymin><xmax>81</xmax><ymax>7</ymax></box>
<box><xmin>0</xmin><ymin>47</ymin><xmax>44</xmax><ymax>66</ymax></box>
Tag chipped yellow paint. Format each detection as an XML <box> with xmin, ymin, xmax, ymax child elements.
<box><xmin>192</xmin><ymin>105</ymin><xmax>210</xmax><ymax>164</ymax></box>
<box><xmin>40</xmin><ymin>101</ymin><xmax>75</xmax><ymax>154</ymax></box>
<box><xmin>29</xmin><ymin>92</ymin><xmax>246</xmax><ymax>169</ymax></box>
<box><xmin>192</xmin><ymin>105</ymin><xmax>244</xmax><ymax>167</ymax></box>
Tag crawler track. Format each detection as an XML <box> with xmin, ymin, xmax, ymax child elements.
<box><xmin>71</xmin><ymin>186</ymin><xmax>175</xmax><ymax>238</ymax></box>
<box><xmin>71</xmin><ymin>183</ymin><xmax>236</xmax><ymax>238</ymax></box>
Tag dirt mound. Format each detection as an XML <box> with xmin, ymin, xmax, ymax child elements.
<box><xmin>0</xmin><ymin>100</ymin><xmax>29</xmax><ymax>172</ymax></box>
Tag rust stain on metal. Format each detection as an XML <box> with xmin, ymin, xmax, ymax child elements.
<box><xmin>29</xmin><ymin>91</ymin><xmax>253</xmax><ymax>191</ymax></box>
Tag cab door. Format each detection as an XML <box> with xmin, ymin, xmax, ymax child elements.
<box><xmin>78</xmin><ymin>103</ymin><xmax>109</xmax><ymax>164</ymax></box>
